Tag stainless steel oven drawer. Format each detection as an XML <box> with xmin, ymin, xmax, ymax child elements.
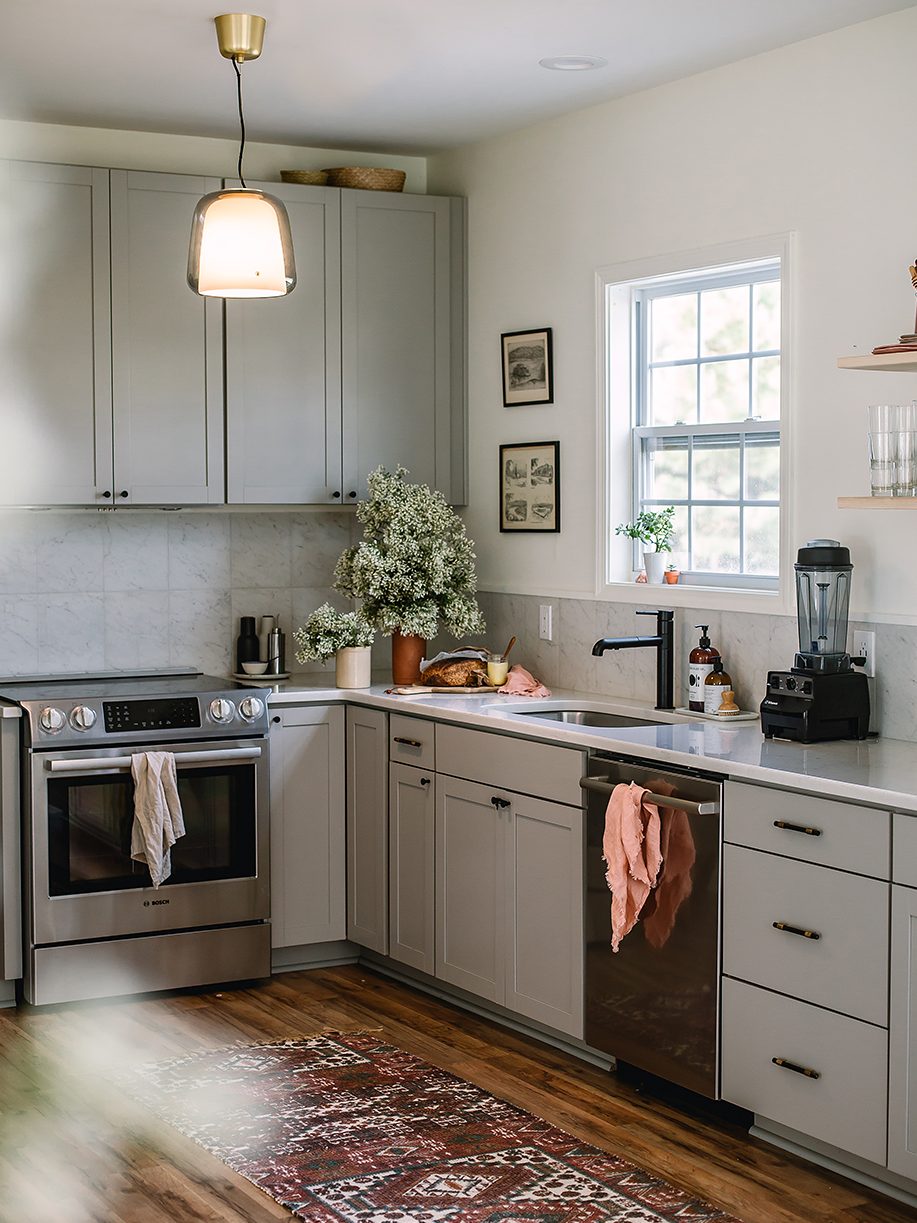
<box><xmin>26</xmin><ymin>922</ymin><xmax>271</xmax><ymax>1005</ymax></box>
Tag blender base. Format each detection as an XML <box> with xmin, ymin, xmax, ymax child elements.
<box><xmin>760</xmin><ymin>668</ymin><xmax>870</xmax><ymax>743</ymax></box>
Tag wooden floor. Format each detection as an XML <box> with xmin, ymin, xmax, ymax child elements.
<box><xmin>0</xmin><ymin>965</ymin><xmax>911</xmax><ymax>1223</ymax></box>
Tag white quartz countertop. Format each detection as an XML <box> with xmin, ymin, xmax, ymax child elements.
<box><xmin>251</xmin><ymin>674</ymin><xmax>917</xmax><ymax>814</ymax></box>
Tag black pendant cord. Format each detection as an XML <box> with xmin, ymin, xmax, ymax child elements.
<box><xmin>232</xmin><ymin>57</ymin><xmax>247</xmax><ymax>188</ymax></box>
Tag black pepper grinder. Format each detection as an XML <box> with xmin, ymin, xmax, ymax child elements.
<box><xmin>236</xmin><ymin>616</ymin><xmax>259</xmax><ymax>672</ymax></box>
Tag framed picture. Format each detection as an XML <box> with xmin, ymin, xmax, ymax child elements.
<box><xmin>499</xmin><ymin>441</ymin><xmax>560</xmax><ymax>533</ymax></box>
<box><xmin>501</xmin><ymin>328</ymin><xmax>553</xmax><ymax>406</ymax></box>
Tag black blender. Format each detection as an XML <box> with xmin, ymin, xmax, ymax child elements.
<box><xmin>760</xmin><ymin>539</ymin><xmax>870</xmax><ymax>742</ymax></box>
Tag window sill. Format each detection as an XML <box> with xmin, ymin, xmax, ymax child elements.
<box><xmin>598</xmin><ymin>579</ymin><xmax>790</xmax><ymax>617</ymax></box>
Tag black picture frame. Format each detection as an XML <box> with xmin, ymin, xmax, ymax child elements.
<box><xmin>501</xmin><ymin>327</ymin><xmax>554</xmax><ymax>406</ymax></box>
<box><xmin>499</xmin><ymin>441</ymin><xmax>560</xmax><ymax>533</ymax></box>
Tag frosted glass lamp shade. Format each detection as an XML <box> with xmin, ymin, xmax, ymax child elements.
<box><xmin>188</xmin><ymin>188</ymin><xmax>296</xmax><ymax>297</ymax></box>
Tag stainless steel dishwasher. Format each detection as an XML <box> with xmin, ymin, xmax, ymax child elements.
<box><xmin>582</xmin><ymin>752</ymin><xmax>723</xmax><ymax>1099</ymax></box>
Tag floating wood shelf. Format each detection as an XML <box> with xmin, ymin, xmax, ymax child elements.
<box><xmin>837</xmin><ymin>353</ymin><xmax>917</xmax><ymax>372</ymax></box>
<box><xmin>838</xmin><ymin>496</ymin><xmax>917</xmax><ymax>508</ymax></box>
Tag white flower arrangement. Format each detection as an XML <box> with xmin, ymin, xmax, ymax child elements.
<box><xmin>293</xmin><ymin>603</ymin><xmax>375</xmax><ymax>664</ymax></box>
<box><xmin>334</xmin><ymin>466</ymin><xmax>485</xmax><ymax>641</ymax></box>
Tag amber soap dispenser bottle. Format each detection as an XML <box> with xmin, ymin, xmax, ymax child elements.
<box><xmin>688</xmin><ymin>625</ymin><xmax>720</xmax><ymax>712</ymax></box>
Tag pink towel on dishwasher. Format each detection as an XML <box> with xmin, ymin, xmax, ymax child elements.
<box><xmin>498</xmin><ymin>665</ymin><xmax>551</xmax><ymax>697</ymax></box>
<box><xmin>603</xmin><ymin>782</ymin><xmax>663</xmax><ymax>952</ymax></box>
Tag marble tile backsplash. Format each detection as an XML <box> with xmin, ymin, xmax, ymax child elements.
<box><xmin>478</xmin><ymin>591</ymin><xmax>913</xmax><ymax>743</ymax></box>
<box><xmin>0</xmin><ymin>511</ymin><xmax>353</xmax><ymax>679</ymax></box>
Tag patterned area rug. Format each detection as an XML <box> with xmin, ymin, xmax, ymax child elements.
<box><xmin>131</xmin><ymin>1031</ymin><xmax>740</xmax><ymax>1222</ymax></box>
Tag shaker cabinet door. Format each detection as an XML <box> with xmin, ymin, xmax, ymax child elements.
<box><xmin>109</xmin><ymin>170</ymin><xmax>224</xmax><ymax>504</ymax></box>
<box><xmin>346</xmin><ymin>706</ymin><xmax>389</xmax><ymax>953</ymax></box>
<box><xmin>0</xmin><ymin>161</ymin><xmax>113</xmax><ymax>505</ymax></box>
<box><xmin>435</xmin><ymin>775</ymin><xmax>504</xmax><ymax>1003</ymax></box>
<box><xmin>341</xmin><ymin>190</ymin><xmax>465</xmax><ymax>504</ymax></box>
<box><xmin>389</xmin><ymin>762</ymin><xmax>435</xmax><ymax>974</ymax></box>
<box><xmin>226</xmin><ymin>181</ymin><xmax>343</xmax><ymax>504</ymax></box>
<box><xmin>889</xmin><ymin>883</ymin><xmax>917</xmax><ymax>1179</ymax></box>
<box><xmin>270</xmin><ymin>704</ymin><xmax>346</xmax><ymax>948</ymax></box>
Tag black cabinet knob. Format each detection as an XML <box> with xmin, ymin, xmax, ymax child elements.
<box><xmin>271</xmin><ymin>716</ymin><xmax>281</xmax><ymax>724</ymax></box>
<box><xmin>331</xmin><ymin>491</ymin><xmax>341</xmax><ymax>499</ymax></box>
<box><xmin>420</xmin><ymin>777</ymin><xmax>431</xmax><ymax>787</ymax></box>
<box><xmin>101</xmin><ymin>490</ymin><xmax>112</xmax><ymax>499</ymax></box>
<box><xmin>118</xmin><ymin>490</ymin><xmax>129</xmax><ymax>499</ymax></box>
<box><xmin>348</xmin><ymin>491</ymin><xmax>357</xmax><ymax>499</ymax></box>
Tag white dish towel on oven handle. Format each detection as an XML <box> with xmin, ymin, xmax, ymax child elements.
<box><xmin>130</xmin><ymin>752</ymin><xmax>185</xmax><ymax>888</ymax></box>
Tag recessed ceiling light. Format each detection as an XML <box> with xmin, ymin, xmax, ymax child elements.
<box><xmin>539</xmin><ymin>55</ymin><xmax>608</xmax><ymax>72</ymax></box>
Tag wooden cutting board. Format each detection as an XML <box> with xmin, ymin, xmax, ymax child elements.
<box><xmin>388</xmin><ymin>685</ymin><xmax>502</xmax><ymax>695</ymax></box>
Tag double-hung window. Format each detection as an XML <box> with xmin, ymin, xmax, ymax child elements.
<box><xmin>606</xmin><ymin>250</ymin><xmax>784</xmax><ymax>594</ymax></box>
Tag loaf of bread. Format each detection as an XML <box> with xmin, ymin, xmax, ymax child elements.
<box><xmin>422</xmin><ymin>657</ymin><xmax>490</xmax><ymax>687</ymax></box>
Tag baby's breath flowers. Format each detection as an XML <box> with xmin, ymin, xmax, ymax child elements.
<box><xmin>293</xmin><ymin>604</ymin><xmax>375</xmax><ymax>664</ymax></box>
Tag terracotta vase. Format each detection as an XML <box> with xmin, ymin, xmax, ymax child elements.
<box><xmin>391</xmin><ymin>631</ymin><xmax>426</xmax><ymax>685</ymax></box>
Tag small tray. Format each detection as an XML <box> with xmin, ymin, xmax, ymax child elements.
<box><xmin>674</xmin><ymin>706</ymin><xmax>759</xmax><ymax>722</ymax></box>
<box><xmin>233</xmin><ymin>672</ymin><xmax>290</xmax><ymax>682</ymax></box>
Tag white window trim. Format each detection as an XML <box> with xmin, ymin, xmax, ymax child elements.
<box><xmin>594</xmin><ymin>233</ymin><xmax>796</xmax><ymax>616</ymax></box>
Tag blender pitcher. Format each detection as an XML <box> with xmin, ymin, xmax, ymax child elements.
<box><xmin>794</xmin><ymin>540</ymin><xmax>852</xmax><ymax>673</ymax></box>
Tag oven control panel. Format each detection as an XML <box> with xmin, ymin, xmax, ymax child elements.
<box><xmin>103</xmin><ymin>697</ymin><xmax>202</xmax><ymax>734</ymax></box>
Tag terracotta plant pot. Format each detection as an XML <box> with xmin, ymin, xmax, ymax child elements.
<box><xmin>391</xmin><ymin>631</ymin><xmax>426</xmax><ymax>684</ymax></box>
<box><xmin>664</xmin><ymin>570</ymin><xmax>680</xmax><ymax>585</ymax></box>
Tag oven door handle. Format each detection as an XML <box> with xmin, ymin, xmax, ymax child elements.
<box><xmin>46</xmin><ymin>747</ymin><xmax>263</xmax><ymax>773</ymax></box>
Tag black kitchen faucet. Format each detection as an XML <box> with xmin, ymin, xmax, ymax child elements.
<box><xmin>592</xmin><ymin>609</ymin><xmax>675</xmax><ymax>710</ymax></box>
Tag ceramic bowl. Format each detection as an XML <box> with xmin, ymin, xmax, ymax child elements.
<box><xmin>241</xmin><ymin>661</ymin><xmax>269</xmax><ymax>676</ymax></box>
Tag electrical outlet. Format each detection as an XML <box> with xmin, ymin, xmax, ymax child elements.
<box><xmin>538</xmin><ymin>604</ymin><xmax>554</xmax><ymax>642</ymax></box>
<box><xmin>853</xmin><ymin>630</ymin><xmax>876</xmax><ymax>678</ymax></box>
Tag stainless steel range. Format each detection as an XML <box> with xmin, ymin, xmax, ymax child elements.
<box><xmin>2</xmin><ymin>669</ymin><xmax>272</xmax><ymax>1005</ymax></box>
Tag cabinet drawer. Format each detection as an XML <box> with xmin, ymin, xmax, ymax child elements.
<box><xmin>435</xmin><ymin>724</ymin><xmax>583</xmax><ymax>807</ymax></box>
<box><xmin>893</xmin><ymin>812</ymin><xmax>917</xmax><ymax>886</ymax></box>
<box><xmin>723</xmin><ymin>845</ymin><xmax>888</xmax><ymax>1025</ymax></box>
<box><xmin>721</xmin><ymin>978</ymin><xmax>888</xmax><ymax>1166</ymax></box>
<box><xmin>389</xmin><ymin>714</ymin><xmax>435</xmax><ymax>769</ymax></box>
<box><xmin>724</xmin><ymin>781</ymin><xmax>889</xmax><ymax>878</ymax></box>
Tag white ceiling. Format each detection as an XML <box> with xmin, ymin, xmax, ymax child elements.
<box><xmin>3</xmin><ymin>0</ymin><xmax>914</xmax><ymax>154</ymax></box>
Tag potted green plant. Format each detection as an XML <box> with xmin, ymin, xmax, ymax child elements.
<box><xmin>615</xmin><ymin>506</ymin><xmax>676</xmax><ymax>584</ymax></box>
<box><xmin>293</xmin><ymin>604</ymin><xmax>375</xmax><ymax>689</ymax></box>
<box><xmin>664</xmin><ymin>563</ymin><xmax>680</xmax><ymax>585</ymax></box>
<box><xmin>334</xmin><ymin>467</ymin><xmax>485</xmax><ymax>684</ymax></box>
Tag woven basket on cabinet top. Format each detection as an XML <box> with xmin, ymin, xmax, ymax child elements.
<box><xmin>322</xmin><ymin>166</ymin><xmax>406</xmax><ymax>192</ymax></box>
<box><xmin>280</xmin><ymin>169</ymin><xmax>329</xmax><ymax>185</ymax></box>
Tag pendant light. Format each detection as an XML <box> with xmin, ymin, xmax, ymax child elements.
<box><xmin>188</xmin><ymin>13</ymin><xmax>296</xmax><ymax>298</ymax></box>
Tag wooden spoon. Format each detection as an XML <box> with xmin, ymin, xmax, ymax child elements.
<box><xmin>502</xmin><ymin>635</ymin><xmax>517</xmax><ymax>661</ymax></box>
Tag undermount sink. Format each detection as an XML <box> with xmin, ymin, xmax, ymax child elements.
<box><xmin>512</xmin><ymin>709</ymin><xmax>666</xmax><ymax>728</ymax></box>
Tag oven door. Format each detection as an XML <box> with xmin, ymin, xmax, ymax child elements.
<box><xmin>28</xmin><ymin>737</ymin><xmax>270</xmax><ymax>945</ymax></box>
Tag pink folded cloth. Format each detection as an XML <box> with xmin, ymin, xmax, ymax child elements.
<box><xmin>603</xmin><ymin>782</ymin><xmax>663</xmax><ymax>952</ymax></box>
<box><xmin>498</xmin><ymin>664</ymin><xmax>551</xmax><ymax>697</ymax></box>
<box><xmin>643</xmin><ymin>807</ymin><xmax>696</xmax><ymax>950</ymax></box>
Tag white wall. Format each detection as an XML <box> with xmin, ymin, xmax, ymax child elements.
<box><xmin>0</xmin><ymin>119</ymin><xmax>426</xmax><ymax>192</ymax></box>
<box><xmin>429</xmin><ymin>7</ymin><xmax>917</xmax><ymax>623</ymax></box>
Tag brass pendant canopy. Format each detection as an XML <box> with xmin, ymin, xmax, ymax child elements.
<box><xmin>214</xmin><ymin>13</ymin><xmax>265</xmax><ymax>61</ymax></box>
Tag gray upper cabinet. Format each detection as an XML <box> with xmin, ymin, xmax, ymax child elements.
<box><xmin>0</xmin><ymin>161</ymin><xmax>112</xmax><ymax>505</ymax></box>
<box><xmin>341</xmin><ymin>190</ymin><xmax>466</xmax><ymax>504</ymax></box>
<box><xmin>0</xmin><ymin>162</ymin><xmax>224</xmax><ymax>507</ymax></box>
<box><xmin>226</xmin><ymin>181</ymin><xmax>343</xmax><ymax>504</ymax></box>
<box><xmin>110</xmin><ymin>171</ymin><xmax>224</xmax><ymax>504</ymax></box>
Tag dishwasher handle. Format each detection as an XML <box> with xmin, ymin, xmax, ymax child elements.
<box><xmin>579</xmin><ymin>774</ymin><xmax>720</xmax><ymax>816</ymax></box>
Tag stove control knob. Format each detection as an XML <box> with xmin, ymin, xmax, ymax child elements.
<box><xmin>70</xmin><ymin>705</ymin><xmax>97</xmax><ymax>732</ymax></box>
<box><xmin>209</xmin><ymin>698</ymin><xmax>236</xmax><ymax>724</ymax></box>
<box><xmin>239</xmin><ymin>696</ymin><xmax>265</xmax><ymax>722</ymax></box>
<box><xmin>39</xmin><ymin>707</ymin><xmax>66</xmax><ymax>734</ymax></box>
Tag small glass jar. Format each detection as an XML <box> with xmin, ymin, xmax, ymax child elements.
<box><xmin>487</xmin><ymin>656</ymin><xmax>510</xmax><ymax>685</ymax></box>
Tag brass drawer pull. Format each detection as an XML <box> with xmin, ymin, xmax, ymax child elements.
<box><xmin>772</xmin><ymin>1056</ymin><xmax>820</xmax><ymax>1080</ymax></box>
<box><xmin>393</xmin><ymin>737</ymin><xmax>423</xmax><ymax>748</ymax></box>
<box><xmin>773</xmin><ymin>819</ymin><xmax>822</xmax><ymax>837</ymax></box>
<box><xmin>773</xmin><ymin>921</ymin><xmax>821</xmax><ymax>940</ymax></box>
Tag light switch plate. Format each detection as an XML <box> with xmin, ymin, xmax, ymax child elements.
<box><xmin>539</xmin><ymin>604</ymin><xmax>554</xmax><ymax>642</ymax></box>
<box><xmin>853</xmin><ymin>629</ymin><xmax>876</xmax><ymax>678</ymax></box>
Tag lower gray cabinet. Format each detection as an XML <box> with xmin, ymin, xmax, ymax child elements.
<box><xmin>346</xmin><ymin>706</ymin><xmax>389</xmax><ymax>953</ymax></box>
<box><xmin>435</xmin><ymin>774</ymin><xmax>583</xmax><ymax>1037</ymax></box>
<box><xmin>889</xmin><ymin>883</ymin><xmax>917</xmax><ymax>1179</ymax></box>
<box><xmin>388</xmin><ymin>762</ymin><xmax>435</xmax><ymax>974</ymax></box>
<box><xmin>269</xmin><ymin>704</ymin><xmax>345</xmax><ymax>948</ymax></box>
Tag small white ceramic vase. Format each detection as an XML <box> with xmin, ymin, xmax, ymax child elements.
<box><xmin>643</xmin><ymin>550</ymin><xmax>667</xmax><ymax>584</ymax></box>
<box><xmin>335</xmin><ymin>646</ymin><xmax>372</xmax><ymax>689</ymax></box>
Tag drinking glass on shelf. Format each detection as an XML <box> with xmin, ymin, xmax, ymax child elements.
<box><xmin>897</xmin><ymin>431</ymin><xmax>917</xmax><ymax>496</ymax></box>
<box><xmin>868</xmin><ymin>431</ymin><xmax>898</xmax><ymax>496</ymax></box>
